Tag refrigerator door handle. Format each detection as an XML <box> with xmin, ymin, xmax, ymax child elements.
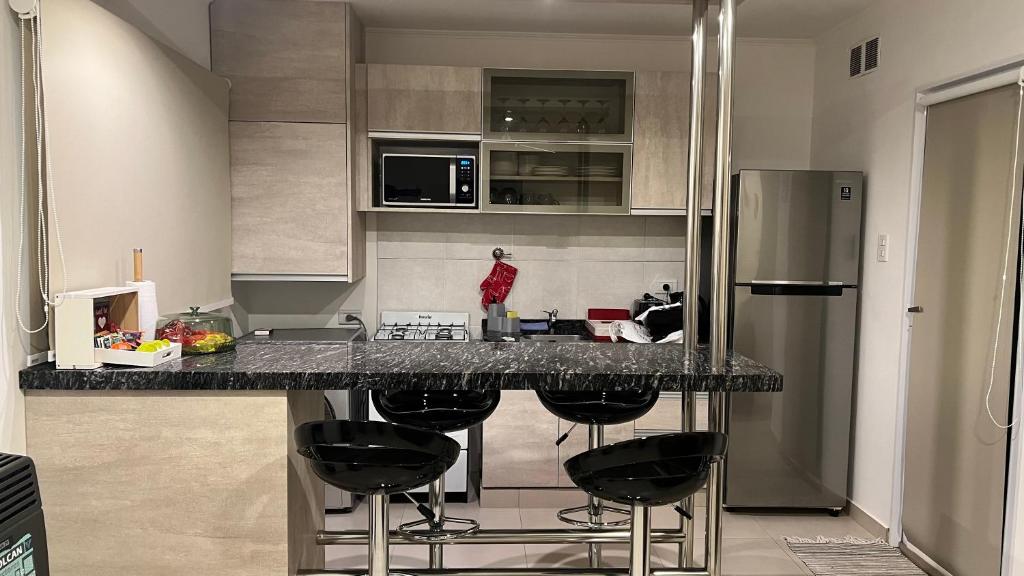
<box><xmin>746</xmin><ymin>281</ymin><xmax>845</xmax><ymax>297</ymax></box>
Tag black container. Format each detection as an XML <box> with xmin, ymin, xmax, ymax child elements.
<box><xmin>0</xmin><ymin>453</ymin><xmax>49</xmax><ymax>575</ymax></box>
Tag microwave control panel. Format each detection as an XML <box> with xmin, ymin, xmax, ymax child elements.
<box><xmin>455</xmin><ymin>157</ymin><xmax>476</xmax><ymax>204</ymax></box>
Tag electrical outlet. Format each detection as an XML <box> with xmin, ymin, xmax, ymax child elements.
<box><xmin>338</xmin><ymin>309</ymin><xmax>363</xmax><ymax>326</ymax></box>
<box><xmin>877</xmin><ymin>234</ymin><xmax>890</xmax><ymax>263</ymax></box>
<box><xmin>652</xmin><ymin>279</ymin><xmax>679</xmax><ymax>298</ymax></box>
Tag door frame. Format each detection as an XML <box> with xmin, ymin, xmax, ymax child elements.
<box><xmin>891</xmin><ymin>60</ymin><xmax>1024</xmax><ymax>572</ymax></box>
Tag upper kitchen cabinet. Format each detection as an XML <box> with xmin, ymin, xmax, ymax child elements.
<box><xmin>367</xmin><ymin>64</ymin><xmax>482</xmax><ymax>134</ymax></box>
<box><xmin>230</xmin><ymin>122</ymin><xmax>349</xmax><ymax>277</ymax></box>
<box><xmin>630</xmin><ymin>71</ymin><xmax>716</xmax><ymax>212</ymax></box>
<box><xmin>483</xmin><ymin>69</ymin><xmax>634</xmax><ymax>143</ymax></box>
<box><xmin>211</xmin><ymin>0</ymin><xmax>347</xmax><ymax>123</ymax></box>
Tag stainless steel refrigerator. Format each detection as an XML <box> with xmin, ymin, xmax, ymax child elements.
<box><xmin>725</xmin><ymin>170</ymin><xmax>863</xmax><ymax>511</ymax></box>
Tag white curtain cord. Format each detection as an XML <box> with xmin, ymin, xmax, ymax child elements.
<box><xmin>14</xmin><ymin>3</ymin><xmax>69</xmax><ymax>334</ymax></box>
<box><xmin>985</xmin><ymin>80</ymin><xmax>1024</xmax><ymax>430</ymax></box>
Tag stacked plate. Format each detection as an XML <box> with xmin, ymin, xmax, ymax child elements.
<box><xmin>533</xmin><ymin>165</ymin><xmax>570</xmax><ymax>177</ymax></box>
<box><xmin>577</xmin><ymin>166</ymin><xmax>619</xmax><ymax>177</ymax></box>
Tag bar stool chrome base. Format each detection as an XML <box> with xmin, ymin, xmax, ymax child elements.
<box><xmin>397</xmin><ymin>516</ymin><xmax>480</xmax><ymax>542</ymax></box>
<box><xmin>557</xmin><ymin>504</ymin><xmax>631</xmax><ymax>528</ymax></box>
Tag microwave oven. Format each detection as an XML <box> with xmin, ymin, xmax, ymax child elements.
<box><xmin>376</xmin><ymin>143</ymin><xmax>478</xmax><ymax>208</ymax></box>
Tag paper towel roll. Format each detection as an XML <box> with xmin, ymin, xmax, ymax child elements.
<box><xmin>127</xmin><ymin>281</ymin><xmax>159</xmax><ymax>341</ymax></box>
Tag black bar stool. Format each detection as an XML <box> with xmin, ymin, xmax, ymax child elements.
<box><xmin>296</xmin><ymin>420</ymin><xmax>460</xmax><ymax>576</ymax></box>
<box><xmin>565</xmin><ymin>432</ymin><xmax>728</xmax><ymax>576</ymax></box>
<box><xmin>372</xmin><ymin>389</ymin><xmax>501</xmax><ymax>567</ymax></box>
<box><xmin>536</xmin><ymin>386</ymin><xmax>659</xmax><ymax>566</ymax></box>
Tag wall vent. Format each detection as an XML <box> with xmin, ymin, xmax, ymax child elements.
<box><xmin>849</xmin><ymin>36</ymin><xmax>880</xmax><ymax>78</ymax></box>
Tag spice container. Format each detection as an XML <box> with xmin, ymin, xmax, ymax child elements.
<box><xmin>157</xmin><ymin>307</ymin><xmax>236</xmax><ymax>354</ymax></box>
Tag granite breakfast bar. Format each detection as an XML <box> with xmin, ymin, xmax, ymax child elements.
<box><xmin>19</xmin><ymin>342</ymin><xmax>782</xmax><ymax>576</ymax></box>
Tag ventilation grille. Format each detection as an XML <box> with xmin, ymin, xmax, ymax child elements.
<box><xmin>849</xmin><ymin>45</ymin><xmax>862</xmax><ymax>77</ymax></box>
<box><xmin>0</xmin><ymin>455</ymin><xmax>40</xmax><ymax>527</ymax></box>
<box><xmin>849</xmin><ymin>36</ymin><xmax>880</xmax><ymax>78</ymax></box>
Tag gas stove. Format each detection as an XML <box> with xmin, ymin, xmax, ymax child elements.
<box><xmin>374</xmin><ymin>311</ymin><xmax>470</xmax><ymax>342</ymax></box>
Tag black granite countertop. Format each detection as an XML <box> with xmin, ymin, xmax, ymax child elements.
<box><xmin>19</xmin><ymin>341</ymin><xmax>781</xmax><ymax>392</ymax></box>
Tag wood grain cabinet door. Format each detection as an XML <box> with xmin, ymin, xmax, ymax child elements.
<box><xmin>212</xmin><ymin>0</ymin><xmax>347</xmax><ymax>123</ymax></box>
<box><xmin>367</xmin><ymin>64</ymin><xmax>482</xmax><ymax>133</ymax></box>
<box><xmin>230</xmin><ymin>122</ymin><xmax>348</xmax><ymax>275</ymax></box>
<box><xmin>631</xmin><ymin>71</ymin><xmax>717</xmax><ymax>212</ymax></box>
<box><xmin>482</xmin><ymin>391</ymin><xmax>559</xmax><ymax>488</ymax></box>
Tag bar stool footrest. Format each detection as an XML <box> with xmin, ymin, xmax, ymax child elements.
<box><xmin>557</xmin><ymin>504</ymin><xmax>632</xmax><ymax>528</ymax></box>
<box><xmin>398</xmin><ymin>516</ymin><xmax>480</xmax><ymax>542</ymax></box>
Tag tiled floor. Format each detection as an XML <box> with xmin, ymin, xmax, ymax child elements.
<box><xmin>324</xmin><ymin>501</ymin><xmax>874</xmax><ymax>575</ymax></box>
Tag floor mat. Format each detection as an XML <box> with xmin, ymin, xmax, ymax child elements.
<box><xmin>784</xmin><ymin>536</ymin><xmax>927</xmax><ymax>576</ymax></box>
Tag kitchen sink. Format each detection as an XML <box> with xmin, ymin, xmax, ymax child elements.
<box><xmin>520</xmin><ymin>334</ymin><xmax>586</xmax><ymax>342</ymax></box>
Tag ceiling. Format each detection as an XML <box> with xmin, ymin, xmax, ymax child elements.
<box><xmin>346</xmin><ymin>0</ymin><xmax>874</xmax><ymax>39</ymax></box>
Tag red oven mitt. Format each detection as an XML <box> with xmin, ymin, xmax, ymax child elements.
<box><xmin>480</xmin><ymin>261</ymin><xmax>518</xmax><ymax>310</ymax></box>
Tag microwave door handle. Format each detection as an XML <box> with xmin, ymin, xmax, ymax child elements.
<box><xmin>450</xmin><ymin>158</ymin><xmax>457</xmax><ymax>205</ymax></box>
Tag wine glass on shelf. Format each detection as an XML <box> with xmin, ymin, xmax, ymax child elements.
<box><xmin>536</xmin><ymin>98</ymin><xmax>551</xmax><ymax>133</ymax></box>
<box><xmin>557</xmin><ymin>99</ymin><xmax>572</xmax><ymax>133</ymax></box>
<box><xmin>517</xmin><ymin>98</ymin><xmax>531</xmax><ymax>132</ymax></box>
<box><xmin>576</xmin><ymin>99</ymin><xmax>590</xmax><ymax>134</ymax></box>
<box><xmin>497</xmin><ymin>97</ymin><xmax>513</xmax><ymax>133</ymax></box>
<box><xmin>594</xmin><ymin>99</ymin><xmax>608</xmax><ymax>134</ymax></box>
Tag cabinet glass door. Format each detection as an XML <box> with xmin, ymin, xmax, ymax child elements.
<box><xmin>482</xmin><ymin>142</ymin><xmax>632</xmax><ymax>214</ymax></box>
<box><xmin>483</xmin><ymin>69</ymin><xmax>634</xmax><ymax>143</ymax></box>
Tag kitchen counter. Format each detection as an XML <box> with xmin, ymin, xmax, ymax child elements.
<box><xmin>19</xmin><ymin>341</ymin><xmax>782</xmax><ymax>392</ymax></box>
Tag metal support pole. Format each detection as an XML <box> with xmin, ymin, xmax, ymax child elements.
<box><xmin>588</xmin><ymin>424</ymin><xmax>605</xmax><ymax>568</ymax></box>
<box><xmin>629</xmin><ymin>504</ymin><xmax>652</xmax><ymax>576</ymax></box>
<box><xmin>368</xmin><ymin>494</ymin><xmax>389</xmax><ymax>576</ymax></box>
<box><xmin>430</xmin><ymin>475</ymin><xmax>446</xmax><ymax>568</ymax></box>
<box><xmin>678</xmin><ymin>393</ymin><xmax>697</xmax><ymax>568</ymax></box>
<box><xmin>710</xmin><ymin>0</ymin><xmax>737</xmax><ymax>368</ymax></box>
<box><xmin>683</xmin><ymin>0</ymin><xmax>708</xmax><ymax>351</ymax></box>
<box><xmin>704</xmin><ymin>393</ymin><xmax>727</xmax><ymax>576</ymax></box>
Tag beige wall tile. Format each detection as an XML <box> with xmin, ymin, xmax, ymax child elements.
<box><xmin>504</xmin><ymin>260</ymin><xmax>579</xmax><ymax>319</ymax></box>
<box><xmin>444</xmin><ymin>213</ymin><xmax>515</xmax><ymax>260</ymax></box>
<box><xmin>576</xmin><ymin>261</ymin><xmax>646</xmax><ymax>317</ymax></box>
<box><xmin>377</xmin><ymin>212</ymin><xmax>447</xmax><ymax>259</ymax></box>
<box><xmin>443</xmin><ymin>259</ymin><xmax>495</xmax><ymax>327</ymax></box>
<box><xmin>643</xmin><ymin>261</ymin><xmax>686</xmax><ymax>296</ymax></box>
<box><xmin>513</xmin><ymin>215</ymin><xmax>580</xmax><ymax>261</ymax></box>
<box><xmin>578</xmin><ymin>216</ymin><xmax>645</xmax><ymax>261</ymax></box>
<box><xmin>377</xmin><ymin>259</ymin><xmax>445</xmax><ymax>312</ymax></box>
<box><xmin>643</xmin><ymin>216</ymin><xmax>688</xmax><ymax>262</ymax></box>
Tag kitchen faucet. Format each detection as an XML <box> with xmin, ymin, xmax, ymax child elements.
<box><xmin>544</xmin><ymin>309</ymin><xmax>559</xmax><ymax>333</ymax></box>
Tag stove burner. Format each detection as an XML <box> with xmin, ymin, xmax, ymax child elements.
<box><xmin>435</xmin><ymin>332</ymin><xmax>453</xmax><ymax>340</ymax></box>
<box><xmin>390</xmin><ymin>333</ymin><xmax>405</xmax><ymax>340</ymax></box>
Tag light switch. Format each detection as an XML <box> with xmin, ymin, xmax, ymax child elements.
<box><xmin>877</xmin><ymin>234</ymin><xmax>890</xmax><ymax>262</ymax></box>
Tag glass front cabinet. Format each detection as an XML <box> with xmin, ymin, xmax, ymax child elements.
<box><xmin>482</xmin><ymin>69</ymin><xmax>634</xmax><ymax>215</ymax></box>
<box><xmin>483</xmin><ymin>69</ymin><xmax>634</xmax><ymax>143</ymax></box>
<box><xmin>482</xmin><ymin>142</ymin><xmax>632</xmax><ymax>214</ymax></box>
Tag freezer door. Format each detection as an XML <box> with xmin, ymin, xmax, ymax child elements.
<box><xmin>734</xmin><ymin>170</ymin><xmax>863</xmax><ymax>285</ymax></box>
<box><xmin>725</xmin><ymin>284</ymin><xmax>857</xmax><ymax>509</ymax></box>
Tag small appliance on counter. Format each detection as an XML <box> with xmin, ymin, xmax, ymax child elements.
<box><xmin>157</xmin><ymin>307</ymin><xmax>236</xmax><ymax>355</ymax></box>
<box><xmin>371</xmin><ymin>311</ymin><xmax>477</xmax><ymax>501</ymax></box>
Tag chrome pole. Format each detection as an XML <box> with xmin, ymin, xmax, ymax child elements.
<box><xmin>588</xmin><ymin>424</ymin><xmax>605</xmax><ymax>568</ymax></box>
<box><xmin>368</xmin><ymin>494</ymin><xmax>389</xmax><ymax>576</ymax></box>
<box><xmin>684</xmin><ymin>0</ymin><xmax>708</xmax><ymax>350</ymax></box>
<box><xmin>318</xmin><ymin>527</ymin><xmax>690</xmax><ymax>546</ymax></box>
<box><xmin>681</xmin><ymin>0</ymin><xmax>708</xmax><ymax>566</ymax></box>
<box><xmin>705</xmin><ymin>393</ymin><xmax>727</xmax><ymax>576</ymax></box>
<box><xmin>629</xmin><ymin>504</ymin><xmax>652</xmax><ymax>576</ymax></box>
<box><xmin>710</xmin><ymin>0</ymin><xmax>737</xmax><ymax>367</ymax></box>
<box><xmin>429</xmin><ymin>475</ymin><xmax>446</xmax><ymax>568</ymax></box>
<box><xmin>707</xmin><ymin>0</ymin><xmax>736</xmax><ymax>574</ymax></box>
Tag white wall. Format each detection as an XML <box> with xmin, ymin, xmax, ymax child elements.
<box><xmin>92</xmin><ymin>0</ymin><xmax>212</xmax><ymax>68</ymax></box>
<box><xmin>809</xmin><ymin>0</ymin><xmax>1024</xmax><ymax>533</ymax></box>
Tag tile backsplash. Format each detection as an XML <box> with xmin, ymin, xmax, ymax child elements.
<box><xmin>376</xmin><ymin>212</ymin><xmax>687</xmax><ymax>337</ymax></box>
